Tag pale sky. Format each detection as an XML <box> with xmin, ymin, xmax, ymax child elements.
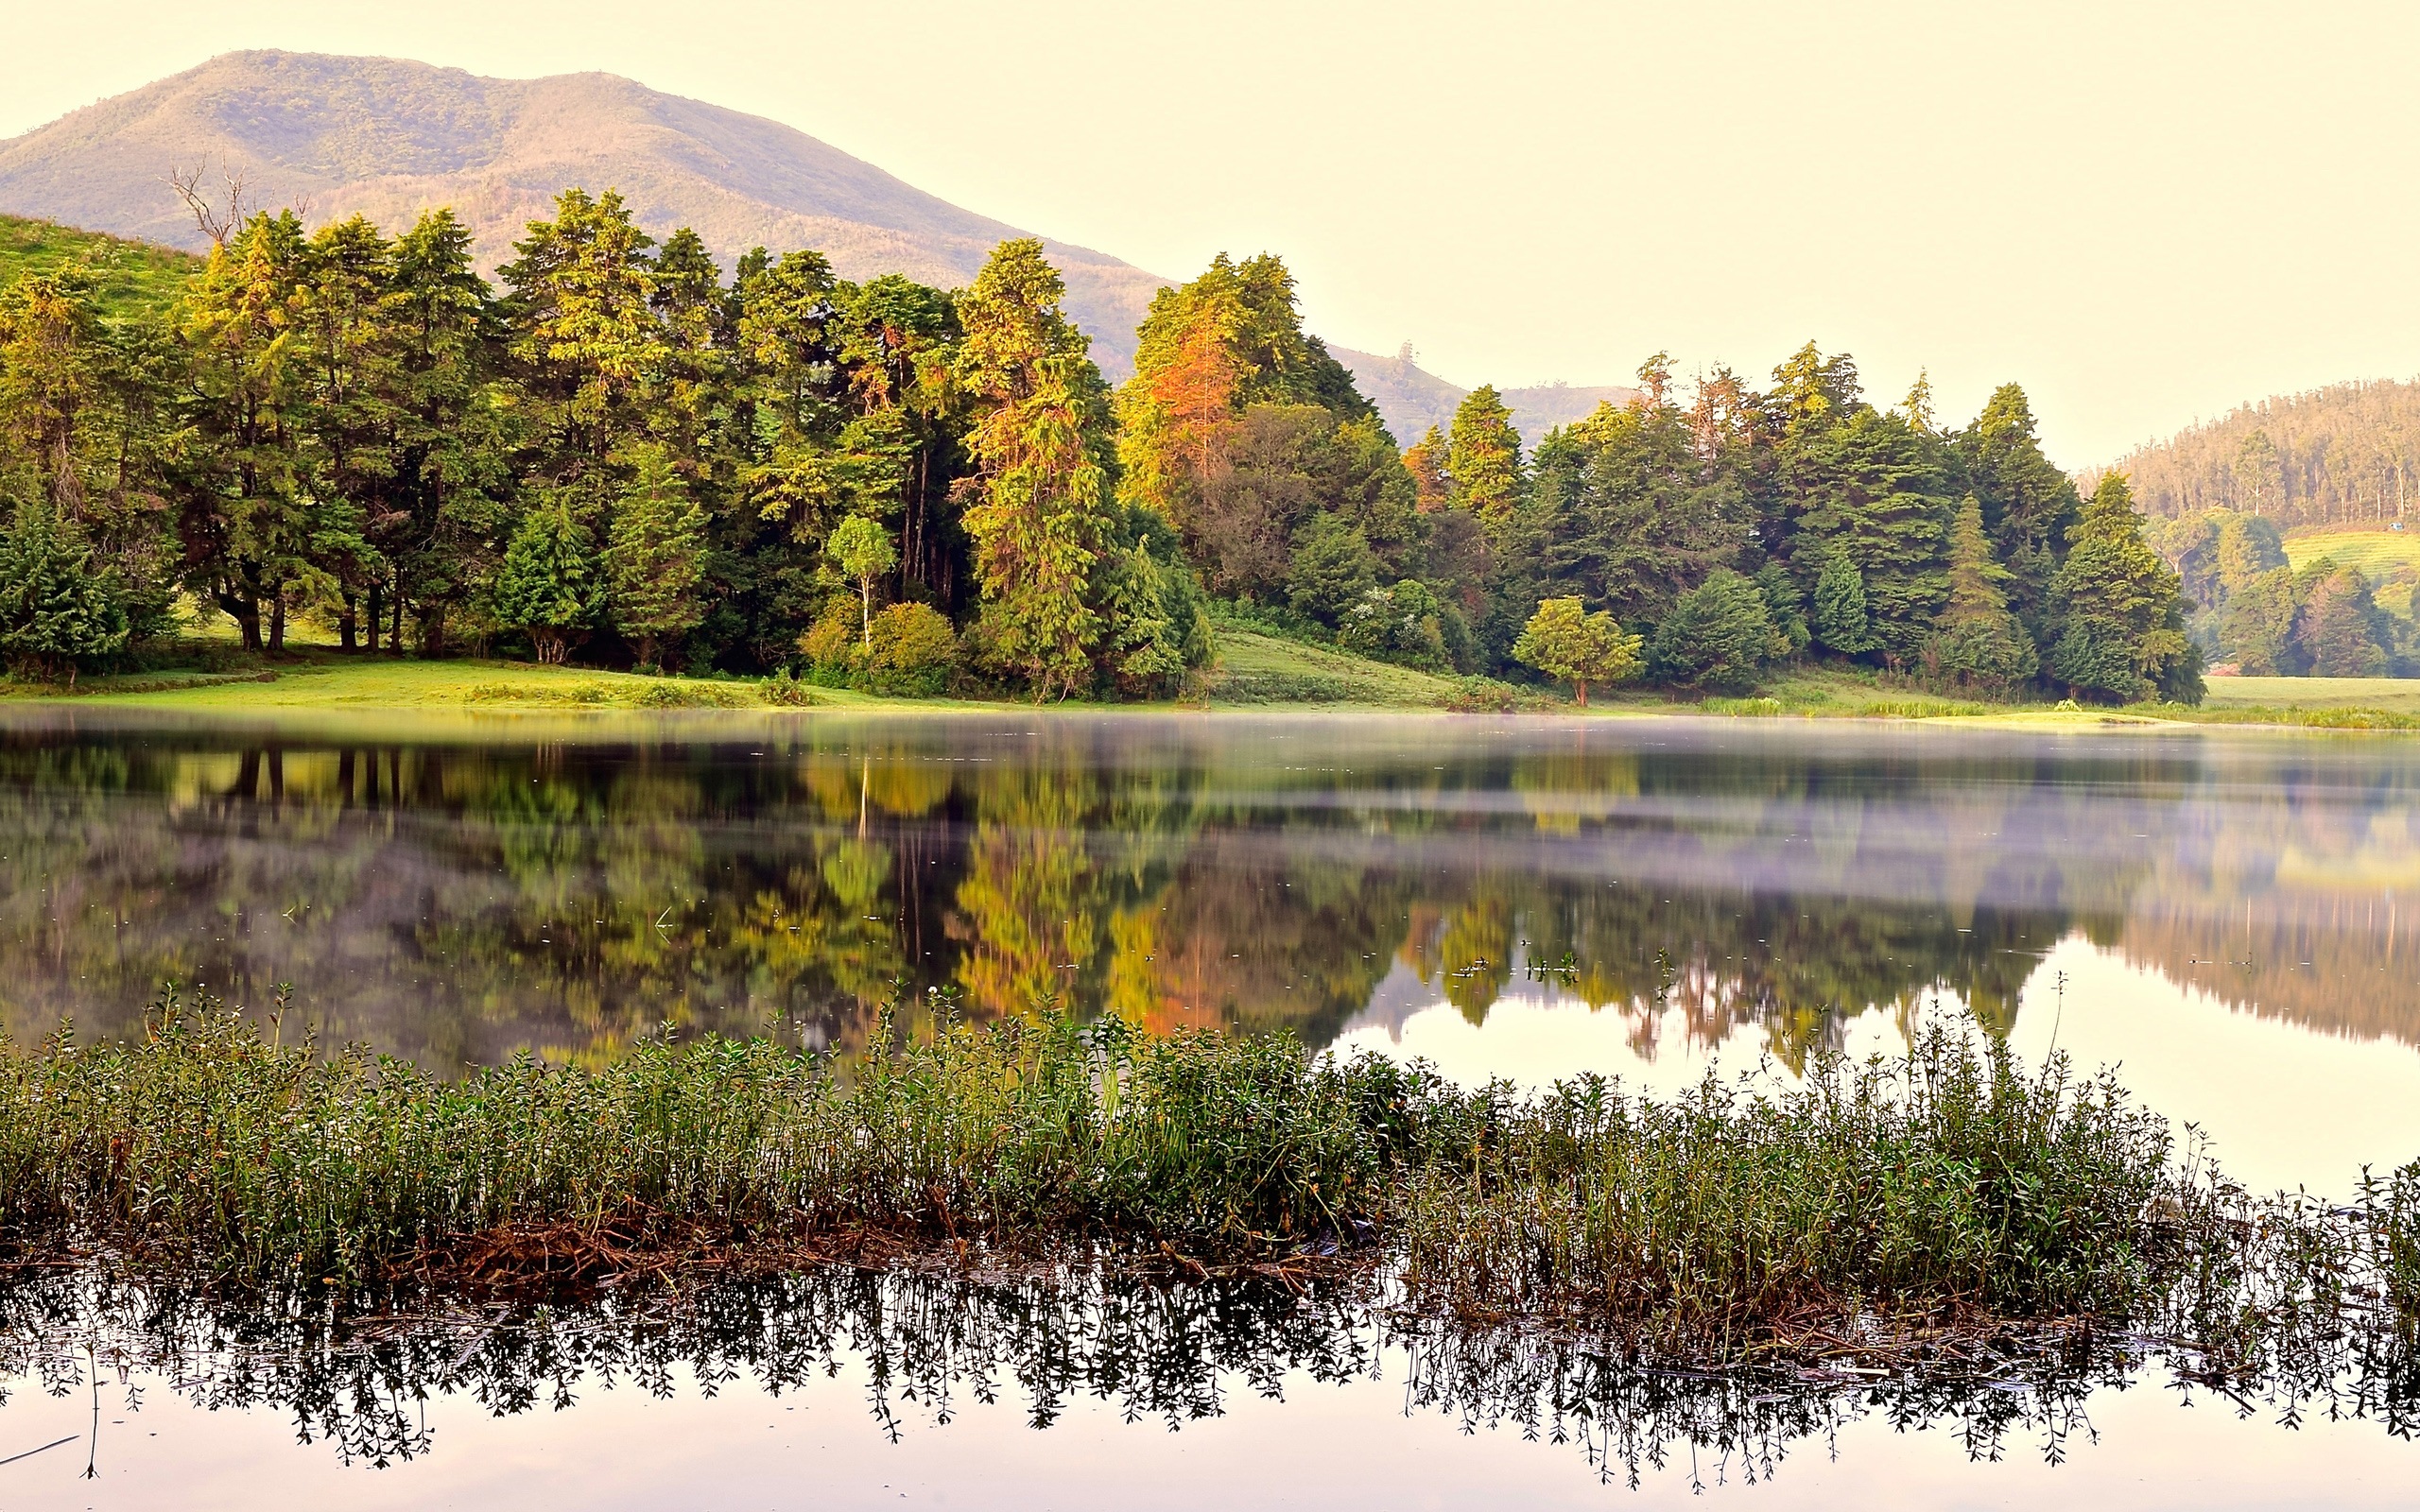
<box><xmin>5</xmin><ymin>0</ymin><xmax>2414</xmax><ymax>466</ymax></box>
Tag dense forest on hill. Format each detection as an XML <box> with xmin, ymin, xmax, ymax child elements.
<box><xmin>2112</xmin><ymin>378</ymin><xmax>2420</xmax><ymax>530</ymax></box>
<box><xmin>0</xmin><ymin>191</ymin><xmax>2199</xmax><ymax>704</ymax></box>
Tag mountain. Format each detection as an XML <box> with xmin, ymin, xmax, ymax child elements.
<box><xmin>0</xmin><ymin>50</ymin><xmax>1631</xmax><ymax>424</ymax></box>
<box><xmin>0</xmin><ymin>50</ymin><xmax>1167</xmax><ymax>375</ymax></box>
<box><xmin>2106</xmin><ymin>377</ymin><xmax>2420</xmax><ymax>532</ymax></box>
<box><xmin>1329</xmin><ymin>344</ymin><xmax>1638</xmax><ymax>447</ymax></box>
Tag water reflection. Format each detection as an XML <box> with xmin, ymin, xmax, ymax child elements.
<box><xmin>3</xmin><ymin>712</ymin><xmax>2419</xmax><ymax>1083</ymax></box>
<box><xmin>4</xmin><ymin>1262</ymin><xmax>2410</xmax><ymax>1498</ymax></box>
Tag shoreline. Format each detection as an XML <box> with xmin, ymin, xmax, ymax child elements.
<box><xmin>1</xmin><ymin>643</ymin><xmax>2415</xmax><ymax>736</ymax></box>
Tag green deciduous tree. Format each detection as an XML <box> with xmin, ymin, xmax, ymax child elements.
<box><xmin>1512</xmin><ymin>595</ymin><xmax>1642</xmax><ymax>707</ymax></box>
<box><xmin>824</xmin><ymin>512</ymin><xmax>899</xmax><ymax>650</ymax></box>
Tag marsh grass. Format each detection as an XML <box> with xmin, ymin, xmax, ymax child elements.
<box><xmin>0</xmin><ymin>992</ymin><xmax>2411</xmax><ymax>1373</ymax></box>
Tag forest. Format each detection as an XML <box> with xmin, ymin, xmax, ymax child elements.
<box><xmin>0</xmin><ymin>189</ymin><xmax>2202</xmax><ymax>705</ymax></box>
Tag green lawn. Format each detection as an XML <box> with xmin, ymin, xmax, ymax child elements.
<box><xmin>1201</xmin><ymin>629</ymin><xmax>1482</xmax><ymax>708</ymax></box>
<box><xmin>2199</xmin><ymin>675</ymin><xmax>2420</xmax><ymax>714</ymax></box>
<box><xmin>0</xmin><ymin>214</ymin><xmax>199</xmax><ymax>321</ymax></box>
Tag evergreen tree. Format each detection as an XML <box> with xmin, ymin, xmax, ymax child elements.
<box><xmin>1926</xmin><ymin>495</ymin><xmax>2037</xmax><ymax>692</ymax></box>
<box><xmin>386</xmin><ymin>208</ymin><xmax>512</xmax><ymax>656</ymax></box>
<box><xmin>1811</xmin><ymin>549</ymin><xmax>1876</xmax><ymax>654</ymax></box>
<box><xmin>2048</xmin><ymin>472</ymin><xmax>2201</xmax><ymax>702</ymax></box>
<box><xmin>1958</xmin><ymin>385</ymin><xmax>2079</xmax><ymax>638</ymax></box>
<box><xmin>955</xmin><ymin>239</ymin><xmax>1115</xmax><ymax>700</ymax></box>
<box><xmin>0</xmin><ymin>495</ymin><xmax>127</xmax><ymax>685</ymax></box>
<box><xmin>1447</xmin><ymin>385</ymin><xmax>1525</xmax><ymax>522</ymax></box>
<box><xmin>1754</xmin><ymin>561</ymin><xmax>1811</xmax><ymax>657</ymax></box>
<box><xmin>493</xmin><ymin>501</ymin><xmax>602</xmax><ymax>664</ymax></box>
<box><xmin>1647</xmin><ymin>569</ymin><xmax>1781</xmax><ymax>690</ymax></box>
<box><xmin>176</xmin><ymin>210</ymin><xmax>313</xmax><ymax>651</ymax></box>
<box><xmin>499</xmin><ymin>188</ymin><xmax>663</xmax><ymax>483</ymax></box>
<box><xmin>605</xmin><ymin>446</ymin><xmax>709</xmax><ymax>667</ymax></box>
<box><xmin>1286</xmin><ymin>514</ymin><xmax>1377</xmax><ymax>625</ymax></box>
<box><xmin>2295</xmin><ymin>565</ymin><xmax>2394</xmax><ymax>677</ymax></box>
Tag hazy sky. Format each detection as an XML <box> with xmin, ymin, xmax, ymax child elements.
<box><xmin>5</xmin><ymin>1</ymin><xmax>2414</xmax><ymax>464</ymax></box>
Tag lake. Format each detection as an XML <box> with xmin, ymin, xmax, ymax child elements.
<box><xmin>2</xmin><ymin>707</ymin><xmax>2416</xmax><ymax>1506</ymax></box>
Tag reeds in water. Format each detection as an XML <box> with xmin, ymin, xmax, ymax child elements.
<box><xmin>0</xmin><ymin>989</ymin><xmax>2411</xmax><ymax>1371</ymax></box>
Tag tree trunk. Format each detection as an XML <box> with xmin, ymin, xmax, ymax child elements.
<box><xmin>219</xmin><ymin>593</ymin><xmax>262</xmax><ymax>653</ymax></box>
<box><xmin>1576</xmin><ymin>679</ymin><xmax>1588</xmax><ymax>709</ymax></box>
<box><xmin>337</xmin><ymin>593</ymin><xmax>359</xmax><ymax>653</ymax></box>
<box><xmin>365</xmin><ymin>582</ymin><xmax>383</xmax><ymax>654</ymax></box>
<box><xmin>392</xmin><ymin>593</ymin><xmax>406</xmax><ymax>653</ymax></box>
<box><xmin>268</xmin><ymin>596</ymin><xmax>286</xmax><ymax>654</ymax></box>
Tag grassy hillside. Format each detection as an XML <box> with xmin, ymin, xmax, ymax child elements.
<box><xmin>0</xmin><ymin>213</ymin><xmax>197</xmax><ymax>318</ymax></box>
<box><xmin>2282</xmin><ymin>526</ymin><xmax>2420</xmax><ymax>577</ymax></box>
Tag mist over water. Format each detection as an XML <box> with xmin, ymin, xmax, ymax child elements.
<box><xmin>2</xmin><ymin>708</ymin><xmax>2418</xmax><ymax>1503</ymax></box>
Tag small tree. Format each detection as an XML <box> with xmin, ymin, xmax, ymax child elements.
<box><xmin>493</xmin><ymin>502</ymin><xmax>601</xmax><ymax>665</ymax></box>
<box><xmin>825</xmin><ymin>514</ymin><xmax>899</xmax><ymax>650</ymax></box>
<box><xmin>604</xmin><ymin>449</ymin><xmax>708</xmax><ymax>668</ymax></box>
<box><xmin>1512</xmin><ymin>595</ymin><xmax>1643</xmax><ymax>707</ymax></box>
<box><xmin>0</xmin><ymin>496</ymin><xmax>128</xmax><ymax>686</ymax></box>
<box><xmin>1648</xmin><ymin>570</ymin><xmax>1781</xmax><ymax>690</ymax></box>
<box><xmin>1811</xmin><ymin>550</ymin><xmax>1876</xmax><ymax>656</ymax></box>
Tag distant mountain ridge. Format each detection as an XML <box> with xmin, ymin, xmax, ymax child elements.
<box><xmin>0</xmin><ymin>50</ymin><xmax>1630</xmax><ymax>431</ymax></box>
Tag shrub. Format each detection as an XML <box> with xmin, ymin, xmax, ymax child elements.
<box><xmin>866</xmin><ymin>602</ymin><xmax>960</xmax><ymax>696</ymax></box>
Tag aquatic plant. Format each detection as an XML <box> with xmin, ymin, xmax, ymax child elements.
<box><xmin>0</xmin><ymin>993</ymin><xmax>2411</xmax><ymax>1377</ymax></box>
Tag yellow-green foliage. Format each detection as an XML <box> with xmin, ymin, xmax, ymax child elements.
<box><xmin>0</xmin><ymin>214</ymin><xmax>197</xmax><ymax>322</ymax></box>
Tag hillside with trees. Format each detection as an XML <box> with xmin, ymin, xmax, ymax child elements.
<box><xmin>2108</xmin><ymin>378</ymin><xmax>2420</xmax><ymax>530</ymax></box>
<box><xmin>0</xmin><ymin>184</ymin><xmax>2199</xmax><ymax>705</ymax></box>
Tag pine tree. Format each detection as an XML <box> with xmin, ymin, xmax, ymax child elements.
<box><xmin>1811</xmin><ymin>550</ymin><xmax>1876</xmax><ymax>655</ymax></box>
<box><xmin>493</xmin><ymin>501</ymin><xmax>602</xmax><ymax>664</ymax></box>
<box><xmin>605</xmin><ymin>447</ymin><xmax>708</xmax><ymax>667</ymax></box>
<box><xmin>956</xmin><ymin>239</ymin><xmax>1113</xmax><ymax>700</ymax></box>
<box><xmin>1958</xmin><ymin>385</ymin><xmax>2080</xmax><ymax>640</ymax></box>
<box><xmin>1447</xmin><ymin>385</ymin><xmax>1525</xmax><ymax>521</ymax></box>
<box><xmin>2048</xmin><ymin>472</ymin><xmax>2201</xmax><ymax>702</ymax></box>
<box><xmin>1926</xmin><ymin>495</ymin><xmax>2038</xmax><ymax>692</ymax></box>
<box><xmin>0</xmin><ymin>495</ymin><xmax>127</xmax><ymax>685</ymax></box>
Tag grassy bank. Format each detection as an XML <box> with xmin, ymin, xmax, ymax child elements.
<box><xmin>11</xmin><ymin>630</ymin><xmax>2420</xmax><ymax>732</ymax></box>
<box><xmin>2</xmin><ymin>997</ymin><xmax>2411</xmax><ymax>1367</ymax></box>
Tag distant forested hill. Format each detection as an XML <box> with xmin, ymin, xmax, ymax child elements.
<box><xmin>0</xmin><ymin>214</ymin><xmax>197</xmax><ymax>320</ymax></box>
<box><xmin>2106</xmin><ymin>379</ymin><xmax>2420</xmax><ymax>530</ymax></box>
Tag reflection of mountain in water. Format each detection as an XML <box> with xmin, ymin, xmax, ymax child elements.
<box><xmin>0</xmin><ymin>713</ymin><xmax>2415</xmax><ymax>1069</ymax></box>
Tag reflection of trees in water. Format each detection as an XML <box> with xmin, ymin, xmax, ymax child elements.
<box><xmin>8</xmin><ymin>1268</ymin><xmax>2357</xmax><ymax>1487</ymax></box>
<box><xmin>4</xmin><ymin>723</ymin><xmax>2420</xmax><ymax>1068</ymax></box>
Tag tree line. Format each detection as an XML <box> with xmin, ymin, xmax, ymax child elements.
<box><xmin>2112</xmin><ymin>378</ymin><xmax>2420</xmax><ymax>532</ymax></box>
<box><xmin>0</xmin><ymin>188</ymin><xmax>2199</xmax><ymax>703</ymax></box>
<box><xmin>2154</xmin><ymin>509</ymin><xmax>2415</xmax><ymax>676</ymax></box>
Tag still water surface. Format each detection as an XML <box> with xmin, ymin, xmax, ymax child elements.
<box><xmin>2</xmin><ymin>708</ymin><xmax>2416</xmax><ymax>1505</ymax></box>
